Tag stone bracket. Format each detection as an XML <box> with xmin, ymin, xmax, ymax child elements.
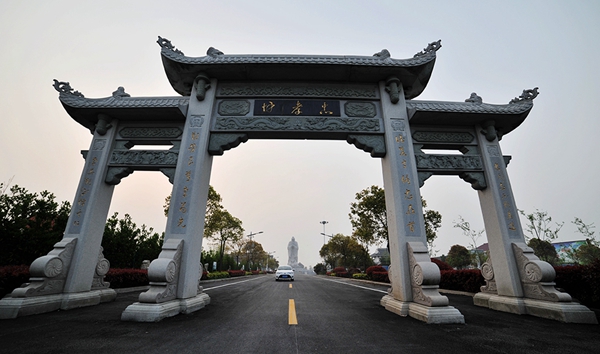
<box><xmin>139</xmin><ymin>239</ymin><xmax>184</xmax><ymax>304</ymax></box>
<box><xmin>159</xmin><ymin>168</ymin><xmax>176</xmax><ymax>184</ymax></box>
<box><xmin>385</xmin><ymin>77</ymin><xmax>400</xmax><ymax>104</ymax></box>
<box><xmin>511</xmin><ymin>243</ymin><xmax>572</xmax><ymax>302</ymax></box>
<box><xmin>11</xmin><ymin>238</ymin><xmax>78</xmax><ymax>298</ymax></box>
<box><xmin>208</xmin><ymin>133</ymin><xmax>248</xmax><ymax>155</ymax></box>
<box><xmin>458</xmin><ymin>172</ymin><xmax>487</xmax><ymax>190</ymax></box>
<box><xmin>407</xmin><ymin>242</ymin><xmax>449</xmax><ymax>307</ymax></box>
<box><xmin>91</xmin><ymin>247</ymin><xmax>110</xmax><ymax>290</ymax></box>
<box><xmin>194</xmin><ymin>73</ymin><xmax>211</xmax><ymax>101</ymax></box>
<box><xmin>105</xmin><ymin>166</ymin><xmax>134</xmax><ymax>185</ymax></box>
<box><xmin>479</xmin><ymin>252</ymin><xmax>497</xmax><ymax>294</ymax></box>
<box><xmin>346</xmin><ymin>134</ymin><xmax>386</xmax><ymax>158</ymax></box>
<box><xmin>418</xmin><ymin>172</ymin><xmax>434</xmax><ymax>187</ymax></box>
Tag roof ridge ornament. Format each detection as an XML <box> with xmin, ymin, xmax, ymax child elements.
<box><xmin>53</xmin><ymin>79</ymin><xmax>84</xmax><ymax>97</ymax></box>
<box><xmin>414</xmin><ymin>40</ymin><xmax>442</xmax><ymax>58</ymax></box>
<box><xmin>465</xmin><ymin>92</ymin><xmax>483</xmax><ymax>104</ymax></box>
<box><xmin>157</xmin><ymin>36</ymin><xmax>184</xmax><ymax>55</ymax></box>
<box><xmin>510</xmin><ymin>87</ymin><xmax>539</xmax><ymax>104</ymax></box>
<box><xmin>207</xmin><ymin>47</ymin><xmax>224</xmax><ymax>57</ymax></box>
<box><xmin>373</xmin><ymin>49</ymin><xmax>391</xmax><ymax>59</ymax></box>
<box><xmin>112</xmin><ymin>87</ymin><xmax>130</xmax><ymax>98</ymax></box>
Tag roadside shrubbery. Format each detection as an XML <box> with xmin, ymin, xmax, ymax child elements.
<box><xmin>207</xmin><ymin>271</ymin><xmax>230</xmax><ymax>279</ymax></box>
<box><xmin>439</xmin><ymin>269</ymin><xmax>484</xmax><ymax>293</ymax></box>
<box><xmin>228</xmin><ymin>270</ymin><xmax>245</xmax><ymax>277</ymax></box>
<box><xmin>554</xmin><ymin>259</ymin><xmax>600</xmax><ymax>308</ymax></box>
<box><xmin>105</xmin><ymin>268</ymin><xmax>149</xmax><ymax>288</ymax></box>
<box><xmin>0</xmin><ymin>265</ymin><xmax>30</xmax><ymax>298</ymax></box>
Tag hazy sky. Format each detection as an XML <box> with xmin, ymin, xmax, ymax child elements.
<box><xmin>1</xmin><ymin>1</ymin><xmax>599</xmax><ymax>269</ymax></box>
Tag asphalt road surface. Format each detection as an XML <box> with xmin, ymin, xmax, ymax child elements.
<box><xmin>1</xmin><ymin>274</ymin><xmax>599</xmax><ymax>353</ymax></box>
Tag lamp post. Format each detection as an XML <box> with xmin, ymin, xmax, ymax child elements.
<box><xmin>319</xmin><ymin>221</ymin><xmax>328</xmax><ymax>245</ymax></box>
<box><xmin>246</xmin><ymin>231</ymin><xmax>263</xmax><ymax>269</ymax></box>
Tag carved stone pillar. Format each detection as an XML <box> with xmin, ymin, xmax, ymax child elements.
<box><xmin>473</xmin><ymin>126</ymin><xmax>597</xmax><ymax>323</ymax></box>
<box><xmin>121</xmin><ymin>81</ymin><xmax>214</xmax><ymax>322</ymax></box>
<box><xmin>0</xmin><ymin>121</ymin><xmax>119</xmax><ymax>318</ymax></box>
<box><xmin>378</xmin><ymin>82</ymin><xmax>464</xmax><ymax>324</ymax></box>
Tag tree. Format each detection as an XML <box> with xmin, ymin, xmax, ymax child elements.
<box><xmin>519</xmin><ymin>209</ymin><xmax>562</xmax><ymax>264</ymax></box>
<box><xmin>527</xmin><ymin>238</ymin><xmax>559</xmax><ymax>265</ymax></box>
<box><xmin>164</xmin><ymin>185</ymin><xmax>222</xmax><ymax>220</ymax></box>
<box><xmin>349</xmin><ymin>185</ymin><xmax>442</xmax><ymax>250</ymax></box>
<box><xmin>101</xmin><ymin>212</ymin><xmax>163</xmax><ymax>268</ymax></box>
<box><xmin>313</xmin><ymin>263</ymin><xmax>327</xmax><ymax>275</ymax></box>
<box><xmin>204</xmin><ymin>208</ymin><xmax>244</xmax><ymax>271</ymax></box>
<box><xmin>241</xmin><ymin>239</ymin><xmax>266</xmax><ymax>270</ymax></box>
<box><xmin>569</xmin><ymin>218</ymin><xmax>600</xmax><ymax>265</ymax></box>
<box><xmin>349</xmin><ymin>186</ymin><xmax>387</xmax><ymax>247</ymax></box>
<box><xmin>519</xmin><ymin>209</ymin><xmax>563</xmax><ymax>242</ymax></box>
<box><xmin>319</xmin><ymin>234</ymin><xmax>373</xmax><ymax>269</ymax></box>
<box><xmin>0</xmin><ymin>183</ymin><xmax>71</xmax><ymax>266</ymax></box>
<box><xmin>446</xmin><ymin>244</ymin><xmax>471</xmax><ymax>269</ymax></box>
<box><xmin>453</xmin><ymin>215</ymin><xmax>487</xmax><ymax>267</ymax></box>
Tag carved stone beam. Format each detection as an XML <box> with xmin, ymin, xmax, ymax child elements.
<box><xmin>385</xmin><ymin>77</ymin><xmax>401</xmax><ymax>104</ymax></box>
<box><xmin>208</xmin><ymin>133</ymin><xmax>248</xmax><ymax>156</ymax></box>
<box><xmin>95</xmin><ymin>113</ymin><xmax>113</xmax><ymax>136</ymax></box>
<box><xmin>346</xmin><ymin>135</ymin><xmax>386</xmax><ymax>158</ymax></box>
<box><xmin>193</xmin><ymin>73</ymin><xmax>211</xmax><ymax>101</ymax></box>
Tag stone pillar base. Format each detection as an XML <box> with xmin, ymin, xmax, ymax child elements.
<box><xmin>0</xmin><ymin>289</ymin><xmax>117</xmax><ymax>319</ymax></box>
<box><xmin>474</xmin><ymin>293</ymin><xmax>598</xmax><ymax>324</ymax></box>
<box><xmin>121</xmin><ymin>292</ymin><xmax>210</xmax><ymax>322</ymax></box>
<box><xmin>380</xmin><ymin>295</ymin><xmax>465</xmax><ymax>324</ymax></box>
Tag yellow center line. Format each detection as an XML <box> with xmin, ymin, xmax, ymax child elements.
<box><xmin>289</xmin><ymin>284</ymin><xmax>293</xmax><ymax>289</ymax></box>
<box><xmin>288</xmin><ymin>299</ymin><xmax>298</xmax><ymax>325</ymax></box>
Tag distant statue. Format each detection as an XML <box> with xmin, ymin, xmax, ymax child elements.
<box><xmin>287</xmin><ymin>237</ymin><xmax>299</xmax><ymax>267</ymax></box>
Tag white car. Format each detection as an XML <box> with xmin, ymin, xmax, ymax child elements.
<box><xmin>275</xmin><ymin>265</ymin><xmax>294</xmax><ymax>281</ymax></box>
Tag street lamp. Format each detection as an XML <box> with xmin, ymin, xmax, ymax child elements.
<box><xmin>319</xmin><ymin>221</ymin><xmax>328</xmax><ymax>245</ymax></box>
<box><xmin>247</xmin><ymin>231</ymin><xmax>263</xmax><ymax>240</ymax></box>
<box><xmin>321</xmin><ymin>232</ymin><xmax>333</xmax><ymax>240</ymax></box>
<box><xmin>246</xmin><ymin>231</ymin><xmax>263</xmax><ymax>270</ymax></box>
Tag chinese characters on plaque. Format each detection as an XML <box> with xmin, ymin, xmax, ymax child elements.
<box><xmin>254</xmin><ymin>100</ymin><xmax>340</xmax><ymax>116</ymax></box>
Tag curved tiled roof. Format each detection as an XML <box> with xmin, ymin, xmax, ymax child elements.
<box><xmin>158</xmin><ymin>37</ymin><xmax>441</xmax><ymax>100</ymax></box>
<box><xmin>54</xmin><ymin>82</ymin><xmax>189</xmax><ymax>131</ymax></box>
<box><xmin>406</xmin><ymin>98</ymin><xmax>534</xmax><ymax>137</ymax></box>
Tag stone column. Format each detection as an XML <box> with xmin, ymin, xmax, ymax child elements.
<box><xmin>0</xmin><ymin>117</ymin><xmax>119</xmax><ymax>318</ymax></box>
<box><xmin>474</xmin><ymin>126</ymin><xmax>597</xmax><ymax>323</ymax></box>
<box><xmin>475</xmin><ymin>132</ymin><xmax>525</xmax><ymax>300</ymax></box>
<box><xmin>63</xmin><ymin>118</ymin><xmax>119</xmax><ymax>295</ymax></box>
<box><xmin>378</xmin><ymin>81</ymin><xmax>463</xmax><ymax>324</ymax></box>
<box><xmin>121</xmin><ymin>79</ymin><xmax>215</xmax><ymax>321</ymax></box>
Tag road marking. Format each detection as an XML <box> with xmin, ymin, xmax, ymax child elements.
<box><xmin>319</xmin><ymin>277</ymin><xmax>389</xmax><ymax>294</ymax></box>
<box><xmin>289</xmin><ymin>284</ymin><xmax>293</xmax><ymax>289</ymax></box>
<box><xmin>288</xmin><ymin>299</ymin><xmax>298</xmax><ymax>325</ymax></box>
<box><xmin>203</xmin><ymin>276</ymin><xmax>264</xmax><ymax>291</ymax></box>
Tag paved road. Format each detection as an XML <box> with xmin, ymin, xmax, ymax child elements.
<box><xmin>1</xmin><ymin>274</ymin><xmax>599</xmax><ymax>353</ymax></box>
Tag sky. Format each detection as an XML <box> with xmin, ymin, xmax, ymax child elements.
<box><xmin>1</xmin><ymin>1</ymin><xmax>599</xmax><ymax>269</ymax></box>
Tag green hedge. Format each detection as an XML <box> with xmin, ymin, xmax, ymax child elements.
<box><xmin>105</xmin><ymin>268</ymin><xmax>149</xmax><ymax>288</ymax></box>
<box><xmin>554</xmin><ymin>260</ymin><xmax>600</xmax><ymax>308</ymax></box>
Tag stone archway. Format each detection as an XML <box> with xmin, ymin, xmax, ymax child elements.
<box><xmin>1</xmin><ymin>38</ymin><xmax>596</xmax><ymax>324</ymax></box>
